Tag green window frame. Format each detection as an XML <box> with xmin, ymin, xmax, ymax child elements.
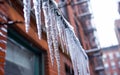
<box><xmin>6</xmin><ymin>28</ymin><xmax>45</xmax><ymax>75</ymax></box>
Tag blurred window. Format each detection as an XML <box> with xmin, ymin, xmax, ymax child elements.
<box><xmin>118</xmin><ymin>61</ymin><xmax>120</xmax><ymax>68</ymax></box>
<box><xmin>104</xmin><ymin>63</ymin><xmax>109</xmax><ymax>70</ymax></box>
<box><xmin>99</xmin><ymin>71</ymin><xmax>105</xmax><ymax>75</ymax></box>
<box><xmin>5</xmin><ymin>38</ymin><xmax>43</xmax><ymax>75</ymax></box>
<box><xmin>109</xmin><ymin>53</ymin><xmax>113</xmax><ymax>60</ymax></box>
<box><xmin>103</xmin><ymin>54</ymin><xmax>107</xmax><ymax>58</ymax></box>
<box><xmin>113</xmin><ymin>71</ymin><xmax>118</xmax><ymax>75</ymax></box>
<box><xmin>111</xmin><ymin>62</ymin><xmax>116</xmax><ymax>69</ymax></box>
<box><xmin>115</xmin><ymin>52</ymin><xmax>120</xmax><ymax>58</ymax></box>
<box><xmin>102</xmin><ymin>54</ymin><xmax>107</xmax><ymax>62</ymax></box>
<box><xmin>5</xmin><ymin>40</ymin><xmax>35</xmax><ymax>75</ymax></box>
<box><xmin>106</xmin><ymin>72</ymin><xmax>111</xmax><ymax>75</ymax></box>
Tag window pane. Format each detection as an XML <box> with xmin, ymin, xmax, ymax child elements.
<box><xmin>109</xmin><ymin>53</ymin><xmax>113</xmax><ymax>60</ymax></box>
<box><xmin>115</xmin><ymin>52</ymin><xmax>120</xmax><ymax>58</ymax></box>
<box><xmin>5</xmin><ymin>39</ymin><xmax>35</xmax><ymax>75</ymax></box>
<box><xmin>111</xmin><ymin>62</ymin><xmax>116</xmax><ymax>69</ymax></box>
<box><xmin>113</xmin><ymin>71</ymin><xmax>118</xmax><ymax>75</ymax></box>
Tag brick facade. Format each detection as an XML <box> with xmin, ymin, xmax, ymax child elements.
<box><xmin>0</xmin><ymin>25</ymin><xmax>7</xmax><ymax>75</ymax></box>
<box><xmin>102</xmin><ymin>45</ymin><xmax>120</xmax><ymax>75</ymax></box>
<box><xmin>44</xmin><ymin>51</ymin><xmax>73</xmax><ymax>75</ymax></box>
<box><xmin>0</xmin><ymin>1</ymin><xmax>73</xmax><ymax>75</ymax></box>
<box><xmin>0</xmin><ymin>0</ymin><xmax>104</xmax><ymax>75</ymax></box>
<box><xmin>0</xmin><ymin>2</ymin><xmax>8</xmax><ymax>74</ymax></box>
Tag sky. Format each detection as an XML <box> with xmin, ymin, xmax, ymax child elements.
<box><xmin>90</xmin><ymin>0</ymin><xmax>120</xmax><ymax>48</ymax></box>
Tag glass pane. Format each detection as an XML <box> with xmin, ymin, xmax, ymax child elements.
<box><xmin>5</xmin><ymin>39</ymin><xmax>35</xmax><ymax>75</ymax></box>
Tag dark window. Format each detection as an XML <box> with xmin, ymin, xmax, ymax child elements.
<box><xmin>5</xmin><ymin>28</ymin><xmax>44</xmax><ymax>75</ymax></box>
<box><xmin>65</xmin><ymin>64</ymin><xmax>74</xmax><ymax>75</ymax></box>
<box><xmin>5</xmin><ymin>39</ymin><xmax>35</xmax><ymax>75</ymax></box>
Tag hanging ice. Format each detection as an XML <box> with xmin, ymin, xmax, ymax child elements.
<box><xmin>42</xmin><ymin>1</ymin><xmax>60</xmax><ymax>75</ymax></box>
<box><xmin>50</xmin><ymin>6</ymin><xmax>60</xmax><ymax>75</ymax></box>
<box><xmin>33</xmin><ymin>0</ymin><xmax>42</xmax><ymax>39</ymax></box>
<box><xmin>42</xmin><ymin>0</ymin><xmax>54</xmax><ymax>66</ymax></box>
<box><xmin>65</xmin><ymin>27</ymin><xmax>90</xmax><ymax>75</ymax></box>
<box><xmin>48</xmin><ymin>0</ymin><xmax>90</xmax><ymax>75</ymax></box>
<box><xmin>23</xmin><ymin>0</ymin><xmax>31</xmax><ymax>32</ymax></box>
<box><xmin>56</xmin><ymin>13</ymin><xmax>66</xmax><ymax>53</ymax></box>
<box><xmin>23</xmin><ymin>0</ymin><xmax>90</xmax><ymax>75</ymax></box>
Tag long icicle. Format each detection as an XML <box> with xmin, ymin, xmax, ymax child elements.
<box><xmin>49</xmin><ymin>1</ymin><xmax>90</xmax><ymax>75</ymax></box>
<box><xmin>23</xmin><ymin>0</ymin><xmax>31</xmax><ymax>32</ymax></box>
<box><xmin>50</xmin><ymin>7</ymin><xmax>60</xmax><ymax>75</ymax></box>
<box><xmin>33</xmin><ymin>0</ymin><xmax>42</xmax><ymax>39</ymax></box>
<box><xmin>56</xmin><ymin>16</ymin><xmax>65</xmax><ymax>52</ymax></box>
<box><xmin>42</xmin><ymin>0</ymin><xmax>54</xmax><ymax>66</ymax></box>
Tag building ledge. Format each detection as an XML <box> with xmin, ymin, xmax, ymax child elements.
<box><xmin>84</xmin><ymin>27</ymin><xmax>96</xmax><ymax>34</ymax></box>
<box><xmin>86</xmin><ymin>48</ymin><xmax>101</xmax><ymax>54</ymax></box>
<box><xmin>79</xmin><ymin>12</ymin><xmax>92</xmax><ymax>18</ymax></box>
<box><xmin>95</xmin><ymin>66</ymin><xmax>104</xmax><ymax>71</ymax></box>
<box><xmin>72</xmin><ymin>0</ymin><xmax>88</xmax><ymax>6</ymax></box>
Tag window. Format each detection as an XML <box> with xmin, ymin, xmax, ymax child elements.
<box><xmin>102</xmin><ymin>54</ymin><xmax>107</xmax><ymax>62</ymax></box>
<box><xmin>109</xmin><ymin>53</ymin><xmax>113</xmax><ymax>60</ymax></box>
<box><xmin>99</xmin><ymin>71</ymin><xmax>105</xmax><ymax>75</ymax></box>
<box><xmin>103</xmin><ymin>54</ymin><xmax>107</xmax><ymax>59</ymax></box>
<box><xmin>5</xmin><ymin>40</ymin><xmax>35</xmax><ymax>75</ymax></box>
<box><xmin>118</xmin><ymin>61</ymin><xmax>120</xmax><ymax>68</ymax></box>
<box><xmin>113</xmin><ymin>71</ymin><xmax>118</xmax><ymax>75</ymax></box>
<box><xmin>111</xmin><ymin>62</ymin><xmax>116</xmax><ymax>69</ymax></box>
<box><xmin>5</xmin><ymin>28</ymin><xmax>44</xmax><ymax>75</ymax></box>
<box><xmin>115</xmin><ymin>52</ymin><xmax>120</xmax><ymax>58</ymax></box>
<box><xmin>59</xmin><ymin>0</ymin><xmax>69</xmax><ymax>21</ymax></box>
<box><xmin>104</xmin><ymin>63</ymin><xmax>109</xmax><ymax>70</ymax></box>
<box><xmin>65</xmin><ymin>64</ymin><xmax>74</xmax><ymax>75</ymax></box>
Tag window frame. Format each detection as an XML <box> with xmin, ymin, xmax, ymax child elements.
<box><xmin>7</xmin><ymin>28</ymin><xmax>45</xmax><ymax>75</ymax></box>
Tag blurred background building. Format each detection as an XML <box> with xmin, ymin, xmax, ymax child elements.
<box><xmin>100</xmin><ymin>1</ymin><xmax>120</xmax><ymax>75</ymax></box>
<box><xmin>58</xmin><ymin>0</ymin><xmax>104</xmax><ymax>75</ymax></box>
<box><xmin>102</xmin><ymin>45</ymin><xmax>120</xmax><ymax>75</ymax></box>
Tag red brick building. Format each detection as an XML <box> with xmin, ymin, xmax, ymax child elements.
<box><xmin>0</xmin><ymin>0</ymin><xmax>104</xmax><ymax>75</ymax></box>
<box><xmin>0</xmin><ymin>0</ymin><xmax>74</xmax><ymax>75</ymax></box>
<box><xmin>115</xmin><ymin>18</ymin><xmax>120</xmax><ymax>45</ymax></box>
<box><xmin>58</xmin><ymin>0</ymin><xmax>104</xmax><ymax>75</ymax></box>
<box><xmin>102</xmin><ymin>45</ymin><xmax>120</xmax><ymax>75</ymax></box>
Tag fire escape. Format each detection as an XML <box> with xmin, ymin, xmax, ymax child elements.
<box><xmin>58</xmin><ymin>0</ymin><xmax>105</xmax><ymax>75</ymax></box>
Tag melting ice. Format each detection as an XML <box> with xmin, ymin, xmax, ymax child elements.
<box><xmin>23</xmin><ymin>0</ymin><xmax>90</xmax><ymax>75</ymax></box>
<box><xmin>33</xmin><ymin>0</ymin><xmax>42</xmax><ymax>39</ymax></box>
<box><xmin>23</xmin><ymin>0</ymin><xmax>31</xmax><ymax>32</ymax></box>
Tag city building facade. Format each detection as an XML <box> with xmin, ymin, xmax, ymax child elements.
<box><xmin>0</xmin><ymin>0</ymin><xmax>104</xmax><ymax>75</ymax></box>
<box><xmin>58</xmin><ymin>0</ymin><xmax>104</xmax><ymax>75</ymax></box>
<box><xmin>102</xmin><ymin>45</ymin><xmax>120</xmax><ymax>75</ymax></box>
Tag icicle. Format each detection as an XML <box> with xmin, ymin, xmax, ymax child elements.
<box><xmin>42</xmin><ymin>0</ymin><xmax>54</xmax><ymax>65</ymax></box>
<box><xmin>51</xmin><ymin>9</ymin><xmax>60</xmax><ymax>75</ymax></box>
<box><xmin>57</xmin><ymin>19</ymin><xmax>65</xmax><ymax>52</ymax></box>
<box><xmin>43</xmin><ymin>0</ymin><xmax>61</xmax><ymax>74</ymax></box>
<box><xmin>55</xmin><ymin>9</ymin><xmax>69</xmax><ymax>53</ymax></box>
<box><xmin>56</xmin><ymin>15</ymin><xmax>65</xmax><ymax>52</ymax></box>
<box><xmin>23</xmin><ymin>0</ymin><xmax>31</xmax><ymax>32</ymax></box>
<box><xmin>65</xmin><ymin>27</ymin><xmax>90</xmax><ymax>75</ymax></box>
<box><xmin>33</xmin><ymin>0</ymin><xmax>42</xmax><ymax>39</ymax></box>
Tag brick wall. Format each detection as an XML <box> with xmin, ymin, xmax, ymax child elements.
<box><xmin>44</xmin><ymin>50</ymin><xmax>73</xmax><ymax>75</ymax></box>
<box><xmin>102</xmin><ymin>45</ymin><xmax>120</xmax><ymax>75</ymax></box>
<box><xmin>0</xmin><ymin>1</ymin><xmax>8</xmax><ymax>75</ymax></box>
<box><xmin>0</xmin><ymin>25</ymin><xmax>7</xmax><ymax>75</ymax></box>
<box><xmin>0</xmin><ymin>1</ymin><xmax>73</xmax><ymax>75</ymax></box>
